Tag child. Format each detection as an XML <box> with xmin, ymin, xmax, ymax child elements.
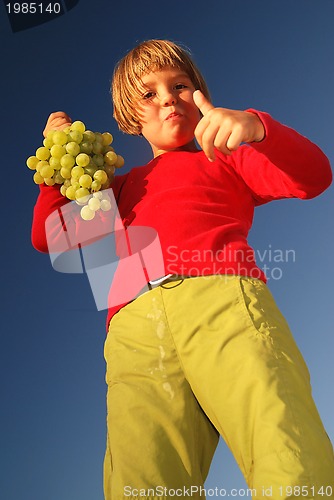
<box><xmin>32</xmin><ymin>40</ymin><xmax>334</xmax><ymax>499</ymax></box>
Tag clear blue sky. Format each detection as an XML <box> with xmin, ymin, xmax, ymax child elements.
<box><xmin>1</xmin><ymin>1</ymin><xmax>333</xmax><ymax>498</ymax></box>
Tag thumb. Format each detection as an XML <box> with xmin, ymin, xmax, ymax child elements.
<box><xmin>193</xmin><ymin>90</ymin><xmax>214</xmax><ymax>115</ymax></box>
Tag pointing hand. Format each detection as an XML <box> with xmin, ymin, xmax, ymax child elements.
<box><xmin>193</xmin><ymin>90</ymin><xmax>265</xmax><ymax>161</ymax></box>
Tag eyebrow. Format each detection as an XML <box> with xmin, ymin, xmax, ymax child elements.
<box><xmin>141</xmin><ymin>71</ymin><xmax>192</xmax><ymax>87</ymax></box>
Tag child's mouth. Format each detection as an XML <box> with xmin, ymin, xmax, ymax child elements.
<box><xmin>165</xmin><ymin>112</ymin><xmax>182</xmax><ymax>121</ymax></box>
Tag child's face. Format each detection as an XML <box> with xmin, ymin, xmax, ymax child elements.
<box><xmin>135</xmin><ymin>67</ymin><xmax>201</xmax><ymax>157</ymax></box>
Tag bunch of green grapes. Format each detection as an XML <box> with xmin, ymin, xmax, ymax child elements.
<box><xmin>26</xmin><ymin>120</ymin><xmax>124</xmax><ymax>220</ymax></box>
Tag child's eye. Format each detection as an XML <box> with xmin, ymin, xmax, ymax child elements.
<box><xmin>143</xmin><ymin>91</ymin><xmax>155</xmax><ymax>100</ymax></box>
<box><xmin>175</xmin><ymin>84</ymin><xmax>187</xmax><ymax>90</ymax></box>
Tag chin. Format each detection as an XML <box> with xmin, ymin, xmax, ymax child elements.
<box><xmin>167</xmin><ymin>135</ymin><xmax>194</xmax><ymax>149</ymax></box>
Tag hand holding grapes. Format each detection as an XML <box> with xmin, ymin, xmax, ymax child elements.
<box><xmin>193</xmin><ymin>90</ymin><xmax>265</xmax><ymax>162</ymax></box>
<box><xmin>43</xmin><ymin>111</ymin><xmax>72</xmax><ymax>137</ymax></box>
<box><xmin>26</xmin><ymin>114</ymin><xmax>125</xmax><ymax>220</ymax></box>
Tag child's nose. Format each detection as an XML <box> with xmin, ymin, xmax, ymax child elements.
<box><xmin>161</xmin><ymin>92</ymin><xmax>177</xmax><ymax>106</ymax></box>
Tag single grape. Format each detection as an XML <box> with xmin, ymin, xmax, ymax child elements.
<box><xmin>93</xmin><ymin>191</ymin><xmax>103</xmax><ymax>199</ymax></box>
<box><xmin>66</xmin><ymin>141</ymin><xmax>81</xmax><ymax>156</ymax></box>
<box><xmin>60</xmin><ymin>154</ymin><xmax>76</xmax><ymax>169</ymax></box>
<box><xmin>49</xmin><ymin>157</ymin><xmax>61</xmax><ymax>170</ymax></box>
<box><xmin>68</xmin><ymin>130</ymin><xmax>83</xmax><ymax>144</ymax></box>
<box><xmin>102</xmin><ymin>132</ymin><xmax>113</xmax><ymax>146</ymax></box>
<box><xmin>60</xmin><ymin>166</ymin><xmax>72</xmax><ymax>179</ymax></box>
<box><xmin>94</xmin><ymin>132</ymin><xmax>103</xmax><ymax>143</ymax></box>
<box><xmin>33</xmin><ymin>171</ymin><xmax>44</xmax><ymax>184</ymax></box>
<box><xmin>71</xmin><ymin>166</ymin><xmax>85</xmax><ymax>179</ymax></box>
<box><xmin>100</xmin><ymin>199</ymin><xmax>112</xmax><ymax>211</ymax></box>
<box><xmin>26</xmin><ymin>156</ymin><xmax>39</xmax><ymax>170</ymax></box>
<box><xmin>80</xmin><ymin>205</ymin><xmax>95</xmax><ymax>220</ymax></box>
<box><xmin>80</xmin><ymin>141</ymin><xmax>93</xmax><ymax>154</ymax></box>
<box><xmin>44</xmin><ymin>177</ymin><xmax>56</xmax><ymax>186</ymax></box>
<box><xmin>52</xmin><ymin>130</ymin><xmax>68</xmax><ymax>145</ymax></box>
<box><xmin>93</xmin><ymin>170</ymin><xmax>108</xmax><ymax>185</ymax></box>
<box><xmin>82</xmin><ymin>130</ymin><xmax>95</xmax><ymax>143</ymax></box>
<box><xmin>88</xmin><ymin>197</ymin><xmax>101</xmax><ymax>211</ymax></box>
<box><xmin>75</xmin><ymin>187</ymin><xmax>90</xmax><ymax>203</ymax></box>
<box><xmin>43</xmin><ymin>137</ymin><xmax>54</xmax><ymax>149</ymax></box>
<box><xmin>60</xmin><ymin>185</ymin><xmax>67</xmax><ymax>196</ymax></box>
<box><xmin>76</xmin><ymin>153</ymin><xmax>90</xmax><ymax>167</ymax></box>
<box><xmin>65</xmin><ymin>186</ymin><xmax>77</xmax><ymax>200</ymax></box>
<box><xmin>79</xmin><ymin>174</ymin><xmax>93</xmax><ymax>189</ymax></box>
<box><xmin>36</xmin><ymin>146</ymin><xmax>51</xmax><ymax>161</ymax></box>
<box><xmin>115</xmin><ymin>155</ymin><xmax>125</xmax><ymax>168</ymax></box>
<box><xmin>104</xmin><ymin>151</ymin><xmax>117</xmax><ymax>165</ymax></box>
<box><xmin>71</xmin><ymin>121</ymin><xmax>86</xmax><ymax>134</ymax></box>
<box><xmin>92</xmin><ymin>142</ymin><xmax>103</xmax><ymax>154</ymax></box>
<box><xmin>45</xmin><ymin>130</ymin><xmax>55</xmax><ymax>141</ymax></box>
<box><xmin>92</xmin><ymin>154</ymin><xmax>104</xmax><ymax>167</ymax></box>
<box><xmin>40</xmin><ymin>164</ymin><xmax>54</xmax><ymax>178</ymax></box>
<box><xmin>50</xmin><ymin>144</ymin><xmax>66</xmax><ymax>159</ymax></box>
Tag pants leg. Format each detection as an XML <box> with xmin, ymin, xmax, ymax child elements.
<box><xmin>160</xmin><ymin>275</ymin><xmax>334</xmax><ymax>499</ymax></box>
<box><xmin>103</xmin><ymin>288</ymin><xmax>219</xmax><ymax>499</ymax></box>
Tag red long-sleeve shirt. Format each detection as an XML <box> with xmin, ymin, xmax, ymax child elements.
<box><xmin>31</xmin><ymin>110</ymin><xmax>332</xmax><ymax>327</ymax></box>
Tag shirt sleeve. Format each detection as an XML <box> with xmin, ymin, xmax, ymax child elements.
<box><xmin>31</xmin><ymin>173</ymin><xmax>127</xmax><ymax>253</ymax></box>
<box><xmin>228</xmin><ymin>109</ymin><xmax>332</xmax><ymax>205</ymax></box>
<box><xmin>31</xmin><ymin>184</ymin><xmax>69</xmax><ymax>252</ymax></box>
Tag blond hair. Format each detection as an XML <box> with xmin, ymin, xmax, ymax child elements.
<box><xmin>111</xmin><ymin>39</ymin><xmax>210</xmax><ymax>135</ymax></box>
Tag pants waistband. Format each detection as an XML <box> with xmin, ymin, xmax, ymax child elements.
<box><xmin>147</xmin><ymin>274</ymin><xmax>191</xmax><ymax>290</ymax></box>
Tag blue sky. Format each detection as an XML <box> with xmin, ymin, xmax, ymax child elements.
<box><xmin>1</xmin><ymin>1</ymin><xmax>333</xmax><ymax>498</ymax></box>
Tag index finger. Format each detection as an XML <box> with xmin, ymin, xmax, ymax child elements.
<box><xmin>193</xmin><ymin>90</ymin><xmax>214</xmax><ymax>115</ymax></box>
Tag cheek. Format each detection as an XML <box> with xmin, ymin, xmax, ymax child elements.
<box><xmin>136</xmin><ymin>107</ymin><xmax>159</xmax><ymax>128</ymax></box>
<box><xmin>184</xmin><ymin>100</ymin><xmax>201</xmax><ymax>120</ymax></box>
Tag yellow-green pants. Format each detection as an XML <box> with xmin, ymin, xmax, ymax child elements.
<box><xmin>104</xmin><ymin>276</ymin><xmax>334</xmax><ymax>499</ymax></box>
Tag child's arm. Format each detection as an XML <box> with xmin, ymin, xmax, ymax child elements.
<box><xmin>193</xmin><ymin>91</ymin><xmax>332</xmax><ymax>201</ymax></box>
<box><xmin>233</xmin><ymin>109</ymin><xmax>332</xmax><ymax>202</ymax></box>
